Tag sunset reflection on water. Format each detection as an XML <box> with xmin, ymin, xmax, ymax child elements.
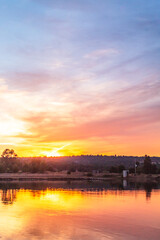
<box><xmin>0</xmin><ymin>186</ymin><xmax>160</xmax><ymax>240</ymax></box>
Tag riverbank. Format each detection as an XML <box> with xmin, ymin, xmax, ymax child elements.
<box><xmin>0</xmin><ymin>172</ymin><xmax>119</xmax><ymax>181</ymax></box>
<box><xmin>0</xmin><ymin>172</ymin><xmax>159</xmax><ymax>182</ymax></box>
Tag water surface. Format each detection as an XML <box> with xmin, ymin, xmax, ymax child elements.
<box><xmin>0</xmin><ymin>181</ymin><xmax>160</xmax><ymax>240</ymax></box>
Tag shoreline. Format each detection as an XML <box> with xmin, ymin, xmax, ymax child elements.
<box><xmin>0</xmin><ymin>173</ymin><xmax>159</xmax><ymax>182</ymax></box>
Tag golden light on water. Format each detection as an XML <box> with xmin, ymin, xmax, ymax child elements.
<box><xmin>0</xmin><ymin>188</ymin><xmax>160</xmax><ymax>239</ymax></box>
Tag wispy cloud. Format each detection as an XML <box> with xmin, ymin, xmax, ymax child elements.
<box><xmin>0</xmin><ymin>0</ymin><xmax>160</xmax><ymax>156</ymax></box>
<box><xmin>84</xmin><ymin>48</ymin><xmax>119</xmax><ymax>59</ymax></box>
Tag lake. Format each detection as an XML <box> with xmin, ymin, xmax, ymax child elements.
<box><xmin>0</xmin><ymin>181</ymin><xmax>159</xmax><ymax>240</ymax></box>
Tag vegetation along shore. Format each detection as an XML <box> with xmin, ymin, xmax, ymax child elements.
<box><xmin>0</xmin><ymin>149</ymin><xmax>160</xmax><ymax>182</ymax></box>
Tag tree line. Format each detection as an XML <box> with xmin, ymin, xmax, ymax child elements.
<box><xmin>0</xmin><ymin>149</ymin><xmax>160</xmax><ymax>174</ymax></box>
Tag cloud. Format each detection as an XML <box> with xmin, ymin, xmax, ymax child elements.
<box><xmin>84</xmin><ymin>48</ymin><xmax>119</xmax><ymax>59</ymax></box>
<box><xmin>0</xmin><ymin>0</ymin><xmax>160</xmax><ymax>156</ymax></box>
<box><xmin>13</xmin><ymin>90</ymin><xmax>160</xmax><ymax>144</ymax></box>
<box><xmin>1</xmin><ymin>72</ymin><xmax>159</xmax><ymax>146</ymax></box>
<box><xmin>97</xmin><ymin>47</ymin><xmax>160</xmax><ymax>77</ymax></box>
<box><xmin>7</xmin><ymin>72</ymin><xmax>51</xmax><ymax>91</ymax></box>
<box><xmin>4</xmin><ymin>69</ymin><xmax>77</xmax><ymax>92</ymax></box>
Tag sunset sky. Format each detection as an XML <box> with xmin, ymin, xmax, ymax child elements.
<box><xmin>0</xmin><ymin>0</ymin><xmax>160</xmax><ymax>157</ymax></box>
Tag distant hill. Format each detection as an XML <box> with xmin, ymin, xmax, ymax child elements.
<box><xmin>20</xmin><ymin>155</ymin><xmax>160</xmax><ymax>169</ymax></box>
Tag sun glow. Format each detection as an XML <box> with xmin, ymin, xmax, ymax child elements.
<box><xmin>42</xmin><ymin>143</ymin><xmax>71</xmax><ymax>157</ymax></box>
<box><xmin>45</xmin><ymin>150</ymin><xmax>61</xmax><ymax>157</ymax></box>
<box><xmin>0</xmin><ymin>118</ymin><xmax>25</xmax><ymax>136</ymax></box>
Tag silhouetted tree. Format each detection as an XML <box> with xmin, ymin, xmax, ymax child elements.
<box><xmin>29</xmin><ymin>159</ymin><xmax>47</xmax><ymax>173</ymax></box>
<box><xmin>118</xmin><ymin>165</ymin><xmax>125</xmax><ymax>173</ymax></box>
<box><xmin>143</xmin><ymin>155</ymin><xmax>152</xmax><ymax>174</ymax></box>
<box><xmin>1</xmin><ymin>149</ymin><xmax>17</xmax><ymax>159</ymax></box>
<box><xmin>151</xmin><ymin>164</ymin><xmax>157</xmax><ymax>174</ymax></box>
<box><xmin>1</xmin><ymin>149</ymin><xmax>19</xmax><ymax>173</ymax></box>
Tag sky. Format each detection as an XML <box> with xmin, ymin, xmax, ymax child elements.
<box><xmin>0</xmin><ymin>0</ymin><xmax>160</xmax><ymax>157</ymax></box>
